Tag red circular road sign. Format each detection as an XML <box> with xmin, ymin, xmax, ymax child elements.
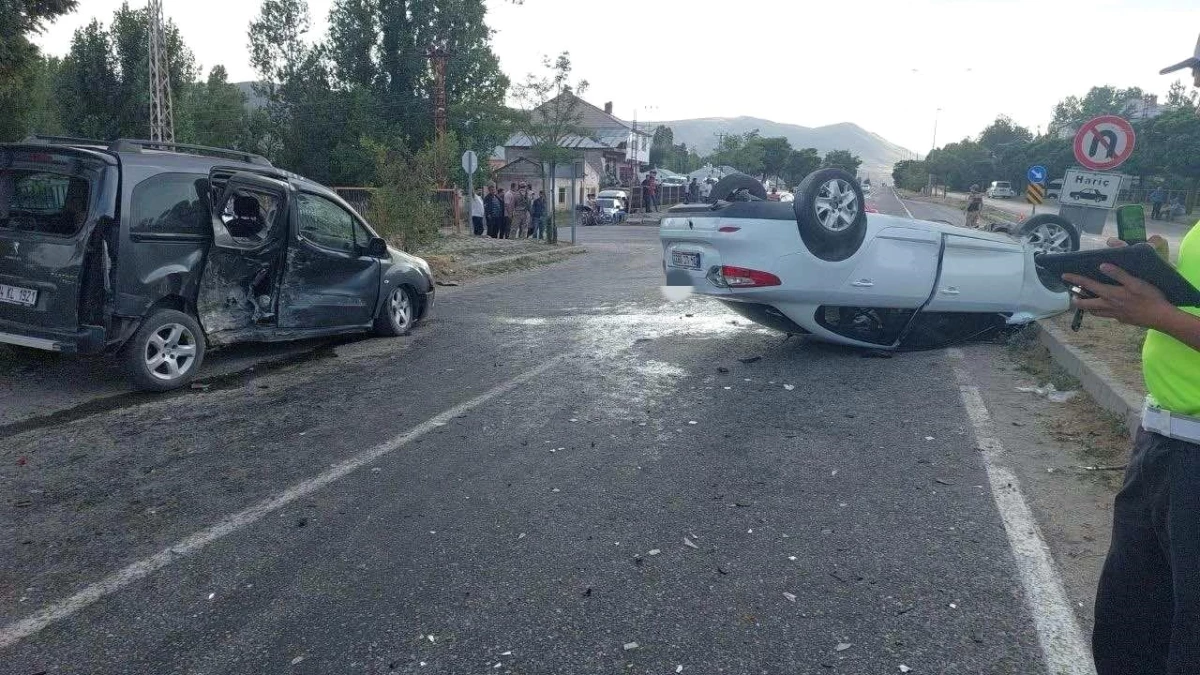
<box><xmin>1073</xmin><ymin>115</ymin><xmax>1136</xmax><ymax>171</ymax></box>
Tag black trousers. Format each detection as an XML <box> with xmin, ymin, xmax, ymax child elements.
<box><xmin>500</xmin><ymin>216</ymin><xmax>512</xmax><ymax>239</ymax></box>
<box><xmin>1094</xmin><ymin>428</ymin><xmax>1200</xmax><ymax>674</ymax></box>
<box><xmin>486</xmin><ymin>217</ymin><xmax>501</xmax><ymax>238</ymax></box>
<box><xmin>472</xmin><ymin>216</ymin><xmax>485</xmax><ymax>236</ymax></box>
<box><xmin>1152</xmin><ymin>203</ymin><xmax>1164</xmax><ymax>220</ymax></box>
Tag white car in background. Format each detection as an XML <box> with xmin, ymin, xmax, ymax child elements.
<box><xmin>986</xmin><ymin>181</ymin><xmax>1016</xmax><ymax>199</ymax></box>
<box><xmin>660</xmin><ymin>170</ymin><xmax>1076</xmax><ymax>350</ymax></box>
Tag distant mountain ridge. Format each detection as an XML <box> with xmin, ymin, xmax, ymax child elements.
<box><xmin>650</xmin><ymin>116</ymin><xmax>914</xmax><ymax>179</ymax></box>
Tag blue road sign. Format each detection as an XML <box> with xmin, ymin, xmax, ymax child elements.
<box><xmin>1027</xmin><ymin>165</ymin><xmax>1047</xmax><ymax>184</ymax></box>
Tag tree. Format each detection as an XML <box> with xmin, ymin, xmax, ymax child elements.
<box><xmin>892</xmin><ymin>159</ymin><xmax>928</xmax><ymax>192</ymax></box>
<box><xmin>1049</xmin><ymin>86</ymin><xmax>1146</xmax><ymax>136</ymax></box>
<box><xmin>0</xmin><ymin>0</ymin><xmax>77</xmax><ymax>85</ymax></box>
<box><xmin>1165</xmin><ymin>79</ymin><xmax>1198</xmax><ymax>111</ymax></box>
<box><xmin>756</xmin><ymin>136</ymin><xmax>793</xmax><ymax>182</ymax></box>
<box><xmin>513</xmin><ymin>52</ymin><xmax>590</xmax><ymax>244</ymax></box>
<box><xmin>782</xmin><ymin>147</ymin><xmax>821</xmax><ymax>187</ymax></box>
<box><xmin>56</xmin><ymin>19</ymin><xmax>119</xmax><ymax>140</ymax></box>
<box><xmin>649</xmin><ymin>125</ymin><xmax>673</xmax><ymax>168</ymax></box>
<box><xmin>978</xmin><ymin>115</ymin><xmax>1032</xmax><ymax>154</ymax></box>
<box><xmin>187</xmin><ymin>66</ymin><xmax>249</xmax><ymax>149</ymax></box>
<box><xmin>822</xmin><ymin>149</ymin><xmax>862</xmax><ymax>176</ymax></box>
<box><xmin>364</xmin><ymin>138</ymin><xmax>443</xmax><ymax>252</ymax></box>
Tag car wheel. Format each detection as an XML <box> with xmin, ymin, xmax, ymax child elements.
<box><xmin>793</xmin><ymin>168</ymin><xmax>868</xmax><ymax>262</ymax></box>
<box><xmin>708</xmin><ymin>173</ymin><xmax>768</xmax><ymax>203</ymax></box>
<box><xmin>375</xmin><ymin>285</ymin><xmax>416</xmax><ymax>337</ymax></box>
<box><xmin>1019</xmin><ymin>214</ymin><xmax>1080</xmax><ymax>254</ymax></box>
<box><xmin>123</xmin><ymin>309</ymin><xmax>205</xmax><ymax>392</ymax></box>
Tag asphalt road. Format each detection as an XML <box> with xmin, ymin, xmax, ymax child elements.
<box><xmin>2</xmin><ymin>224</ymin><xmax>1083</xmax><ymax>674</ymax></box>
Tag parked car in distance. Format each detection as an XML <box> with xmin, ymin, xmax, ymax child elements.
<box><xmin>986</xmin><ymin>181</ymin><xmax>1016</xmax><ymax>199</ymax></box>
<box><xmin>595</xmin><ymin>197</ymin><xmax>626</xmax><ymax>223</ymax></box>
<box><xmin>1045</xmin><ymin>179</ymin><xmax>1064</xmax><ymax>200</ymax></box>
<box><xmin>1069</xmin><ymin>188</ymin><xmax>1107</xmax><ymax>202</ymax></box>
<box><xmin>0</xmin><ymin>136</ymin><xmax>434</xmax><ymax>391</ymax></box>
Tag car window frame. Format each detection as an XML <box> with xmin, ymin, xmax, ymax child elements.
<box><xmin>129</xmin><ymin>171</ymin><xmax>212</xmax><ymax>242</ymax></box>
<box><xmin>294</xmin><ymin>190</ymin><xmax>365</xmax><ymax>256</ymax></box>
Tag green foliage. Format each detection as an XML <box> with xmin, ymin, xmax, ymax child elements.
<box><xmin>364</xmin><ymin>138</ymin><xmax>443</xmax><ymax>252</ymax></box>
<box><xmin>186</xmin><ymin>66</ymin><xmax>250</xmax><ymax>150</ymax></box>
<box><xmin>822</xmin><ymin>149</ymin><xmax>862</xmax><ymax>175</ymax></box>
<box><xmin>757</xmin><ymin>136</ymin><xmax>792</xmax><ymax>181</ymax></box>
<box><xmin>782</xmin><ymin>148</ymin><xmax>821</xmax><ymax>186</ymax></box>
<box><xmin>892</xmin><ymin>159</ymin><xmax>928</xmax><ymax>191</ymax></box>
<box><xmin>978</xmin><ymin>115</ymin><xmax>1032</xmax><ymax>153</ymax></box>
<box><xmin>649</xmin><ymin>125</ymin><xmax>703</xmax><ymax>174</ymax></box>
<box><xmin>1049</xmin><ymin>86</ymin><xmax>1146</xmax><ymax>137</ymax></box>
<box><xmin>0</xmin><ymin>0</ymin><xmax>76</xmax><ymax>84</ymax></box>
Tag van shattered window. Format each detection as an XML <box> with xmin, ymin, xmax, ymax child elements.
<box><xmin>0</xmin><ymin>166</ymin><xmax>94</xmax><ymax>237</ymax></box>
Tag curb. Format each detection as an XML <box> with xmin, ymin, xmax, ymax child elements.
<box><xmin>461</xmin><ymin>246</ymin><xmax>586</xmax><ymax>270</ymax></box>
<box><xmin>1037</xmin><ymin>320</ymin><xmax>1142</xmax><ymax>440</ymax></box>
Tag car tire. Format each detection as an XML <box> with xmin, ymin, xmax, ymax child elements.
<box><xmin>122</xmin><ymin>309</ymin><xmax>206</xmax><ymax>392</ymax></box>
<box><xmin>375</xmin><ymin>285</ymin><xmax>416</xmax><ymax>337</ymax></box>
<box><xmin>793</xmin><ymin>168</ymin><xmax>869</xmax><ymax>262</ymax></box>
<box><xmin>1019</xmin><ymin>214</ymin><xmax>1080</xmax><ymax>254</ymax></box>
<box><xmin>708</xmin><ymin>173</ymin><xmax>768</xmax><ymax>203</ymax></box>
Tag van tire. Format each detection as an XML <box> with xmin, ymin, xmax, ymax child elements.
<box><xmin>708</xmin><ymin>173</ymin><xmax>768</xmax><ymax>203</ymax></box>
<box><xmin>374</xmin><ymin>285</ymin><xmax>416</xmax><ymax>337</ymax></box>
<box><xmin>123</xmin><ymin>309</ymin><xmax>206</xmax><ymax>392</ymax></box>
<box><xmin>794</xmin><ymin>168</ymin><xmax>869</xmax><ymax>262</ymax></box>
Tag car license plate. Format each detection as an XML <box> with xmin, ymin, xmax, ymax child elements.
<box><xmin>671</xmin><ymin>251</ymin><xmax>701</xmax><ymax>270</ymax></box>
<box><xmin>0</xmin><ymin>283</ymin><xmax>37</xmax><ymax>307</ymax></box>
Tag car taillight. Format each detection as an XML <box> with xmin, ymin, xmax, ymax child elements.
<box><xmin>720</xmin><ymin>266</ymin><xmax>781</xmax><ymax>287</ymax></box>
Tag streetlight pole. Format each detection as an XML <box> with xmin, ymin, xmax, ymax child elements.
<box><xmin>931</xmin><ymin>107</ymin><xmax>942</xmax><ymax>154</ymax></box>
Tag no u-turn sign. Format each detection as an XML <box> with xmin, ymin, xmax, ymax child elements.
<box><xmin>1073</xmin><ymin>115</ymin><xmax>1136</xmax><ymax>171</ymax></box>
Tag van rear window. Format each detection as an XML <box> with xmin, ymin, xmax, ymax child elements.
<box><xmin>0</xmin><ymin>152</ymin><xmax>100</xmax><ymax>237</ymax></box>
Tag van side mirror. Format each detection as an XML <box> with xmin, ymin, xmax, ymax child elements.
<box><xmin>366</xmin><ymin>236</ymin><xmax>388</xmax><ymax>258</ymax></box>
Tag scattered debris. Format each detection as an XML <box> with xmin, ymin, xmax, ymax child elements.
<box><xmin>296</xmin><ymin>518</ymin><xmax>308</xmax><ymax>528</ymax></box>
<box><xmin>836</xmin><ymin>643</ymin><xmax>852</xmax><ymax>652</ymax></box>
<box><xmin>949</xmin><ymin>603</ymin><xmax>958</xmax><ymax>609</ymax></box>
<box><xmin>677</xmin><ymin>666</ymin><xmax>684</xmax><ymax>673</ymax></box>
<box><xmin>190</xmin><ymin>383</ymin><xmax>210</xmax><ymax>391</ymax></box>
<box><xmin>501</xmin><ymin>651</ymin><xmax>513</xmax><ymax>656</ymax></box>
<box><xmin>16</xmin><ymin>456</ymin><xmax>26</xmax><ymax>466</ymax></box>
<box><xmin>899</xmin><ymin>666</ymin><xmax>913</xmax><ymax>673</ymax></box>
<box><xmin>783</xmin><ymin>592</ymin><xmax>797</xmax><ymax>602</ymax></box>
<box><xmin>648</xmin><ymin>549</ymin><xmax>661</xmax><ymax>556</ymax></box>
<box><xmin>717</xmin><ymin>567</ymin><xmax>729</xmax><ymax>575</ymax></box>
<box><xmin>569</xmin><ymin>418</ymin><xmax>579</xmax><ymax>422</ymax></box>
<box><xmin>494</xmin><ymin>663</ymin><xmax>502</xmax><ymax>669</ymax></box>
<box><xmin>207</xmin><ymin>592</ymin><xmax>215</xmax><ymax>600</ymax></box>
<box><xmin>683</xmin><ymin>537</ymin><xmax>700</xmax><ymax>550</ymax></box>
<box><xmin>717</xmin><ymin>367</ymin><xmax>730</xmax><ymax>374</ymax></box>
<box><xmin>784</xmin><ymin>384</ymin><xmax>795</xmax><ymax>391</ymax></box>
<box><xmin>738</xmin><ymin>356</ymin><xmax>762</xmax><ymax>364</ymax></box>
<box><xmin>552</xmin><ymin>488</ymin><xmax>560</xmax><ymax>493</ymax></box>
<box><xmin>518</xmin><ymin>533</ymin><xmax>527</xmax><ymax>540</ymax></box>
<box><xmin>1016</xmin><ymin>383</ymin><xmax>1079</xmax><ymax>403</ymax></box>
<box><xmin>831</xmin><ymin>470</ymin><xmax>838</xmax><ymax>477</ymax></box>
<box><xmin>435</xmin><ymin>280</ymin><xmax>460</xmax><ymax>287</ymax></box>
<box><xmin>924</xmin><ymin>436</ymin><xmax>935</xmax><ymax>441</ymax></box>
<box><xmin>635</xmin><ymin>337</ymin><xmax>653</xmax><ymax>343</ymax></box>
<box><xmin>934</xmin><ymin>478</ymin><xmax>953</xmax><ymax>486</ymax></box>
<box><xmin>371</xmin><ymin>467</ymin><xmax>382</xmax><ymax>473</ymax></box>
<box><xmin>428</xmin><ymin>635</ymin><xmax>436</xmax><ymax>643</ymax></box>
<box><xmin>688</xmin><ymin>420</ymin><xmax>698</xmax><ymax>425</ymax></box>
<box><xmin>861</xmin><ymin>350</ymin><xmax>894</xmax><ymax>359</ymax></box>
<box><xmin>623</xmin><ymin>642</ymin><xmax>640</xmax><ymax>651</ymax></box>
<box><xmin>685</xmin><ymin>313</ymin><xmax>695</xmax><ymax>318</ymax></box>
<box><xmin>788</xmin><ymin>556</ymin><xmax>797</xmax><ymax>561</ymax></box>
<box><xmin>290</xmin><ymin>655</ymin><xmax>305</xmax><ymax>665</ymax></box>
<box><xmin>1078</xmin><ymin>464</ymin><xmax>1128</xmax><ymax>472</ymax></box>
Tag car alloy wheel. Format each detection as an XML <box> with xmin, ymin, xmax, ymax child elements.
<box><xmin>1022</xmin><ymin>221</ymin><xmax>1073</xmax><ymax>254</ymax></box>
<box><xmin>144</xmin><ymin>323</ymin><xmax>199</xmax><ymax>382</ymax></box>
<box><xmin>389</xmin><ymin>287</ymin><xmax>413</xmax><ymax>331</ymax></box>
<box><xmin>813</xmin><ymin>178</ymin><xmax>860</xmax><ymax>233</ymax></box>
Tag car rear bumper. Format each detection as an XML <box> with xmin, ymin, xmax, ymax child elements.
<box><xmin>0</xmin><ymin>319</ymin><xmax>106</xmax><ymax>354</ymax></box>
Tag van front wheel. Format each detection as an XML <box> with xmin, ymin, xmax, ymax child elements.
<box><xmin>123</xmin><ymin>309</ymin><xmax>206</xmax><ymax>391</ymax></box>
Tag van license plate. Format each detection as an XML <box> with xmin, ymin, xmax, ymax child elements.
<box><xmin>671</xmin><ymin>251</ymin><xmax>701</xmax><ymax>270</ymax></box>
<box><xmin>0</xmin><ymin>284</ymin><xmax>37</xmax><ymax>307</ymax></box>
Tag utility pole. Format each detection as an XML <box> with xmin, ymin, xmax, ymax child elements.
<box><xmin>148</xmin><ymin>0</ymin><xmax>175</xmax><ymax>143</ymax></box>
<box><xmin>428</xmin><ymin>46</ymin><xmax>451</xmax><ymax>189</ymax></box>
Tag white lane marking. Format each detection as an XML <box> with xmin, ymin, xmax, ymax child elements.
<box><xmin>0</xmin><ymin>355</ymin><xmax>570</xmax><ymax>651</ymax></box>
<box><xmin>947</xmin><ymin>348</ymin><xmax>1095</xmax><ymax>675</ymax></box>
<box><xmin>889</xmin><ymin>186</ymin><xmax>915</xmax><ymax>219</ymax></box>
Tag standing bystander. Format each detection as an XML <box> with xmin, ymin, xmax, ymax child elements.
<box><xmin>513</xmin><ymin>184</ymin><xmax>532</xmax><ymax>238</ymax></box>
<box><xmin>484</xmin><ymin>185</ymin><xmax>504</xmax><ymax>238</ymax></box>
<box><xmin>531</xmin><ymin>190</ymin><xmax>547</xmax><ymax>240</ymax></box>
<box><xmin>964</xmin><ymin>184</ymin><xmax>983</xmax><ymax>229</ymax></box>
<box><xmin>1080</xmin><ymin>39</ymin><xmax>1200</xmax><ymax>675</ymax></box>
<box><xmin>471</xmin><ymin>187</ymin><xmax>486</xmax><ymax>236</ymax></box>
<box><xmin>1150</xmin><ymin>186</ymin><xmax>1166</xmax><ymax>221</ymax></box>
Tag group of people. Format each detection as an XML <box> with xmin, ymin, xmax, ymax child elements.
<box><xmin>471</xmin><ymin>182</ymin><xmax>548</xmax><ymax>239</ymax></box>
<box><xmin>1149</xmin><ymin>187</ymin><xmax>1186</xmax><ymax>221</ymax></box>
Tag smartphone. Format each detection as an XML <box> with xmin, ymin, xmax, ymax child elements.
<box><xmin>1116</xmin><ymin>204</ymin><xmax>1148</xmax><ymax>245</ymax></box>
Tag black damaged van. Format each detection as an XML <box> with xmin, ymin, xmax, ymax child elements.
<box><xmin>0</xmin><ymin>137</ymin><xmax>434</xmax><ymax>390</ymax></box>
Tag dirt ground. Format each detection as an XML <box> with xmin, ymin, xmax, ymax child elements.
<box><xmin>960</xmin><ymin>330</ymin><xmax>1132</xmax><ymax>633</ymax></box>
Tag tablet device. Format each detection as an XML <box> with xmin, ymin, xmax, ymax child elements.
<box><xmin>1035</xmin><ymin>244</ymin><xmax>1200</xmax><ymax>308</ymax></box>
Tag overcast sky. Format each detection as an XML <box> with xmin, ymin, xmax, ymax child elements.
<box><xmin>33</xmin><ymin>0</ymin><xmax>1200</xmax><ymax>153</ymax></box>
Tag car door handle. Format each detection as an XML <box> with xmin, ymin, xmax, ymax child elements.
<box><xmin>851</xmin><ymin>279</ymin><xmax>874</xmax><ymax>288</ymax></box>
<box><xmin>941</xmin><ymin>286</ymin><xmax>961</xmax><ymax>295</ymax></box>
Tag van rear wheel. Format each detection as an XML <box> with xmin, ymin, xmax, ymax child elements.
<box><xmin>123</xmin><ymin>309</ymin><xmax>205</xmax><ymax>391</ymax></box>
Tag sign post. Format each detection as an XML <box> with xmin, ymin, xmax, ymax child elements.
<box><xmin>1026</xmin><ymin>165</ymin><xmax>1047</xmax><ymax>216</ymax></box>
<box><xmin>461</xmin><ymin>150</ymin><xmax>478</xmax><ymax>234</ymax></box>
<box><xmin>1060</xmin><ymin>116</ymin><xmax>1137</xmax><ymax>235</ymax></box>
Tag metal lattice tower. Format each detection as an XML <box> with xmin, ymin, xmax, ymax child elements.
<box><xmin>148</xmin><ymin>0</ymin><xmax>175</xmax><ymax>143</ymax></box>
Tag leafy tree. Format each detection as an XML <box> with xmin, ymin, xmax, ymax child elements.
<box><xmin>1049</xmin><ymin>86</ymin><xmax>1146</xmax><ymax>136</ymax></box>
<box><xmin>187</xmin><ymin>66</ymin><xmax>249</xmax><ymax>149</ymax></box>
<box><xmin>0</xmin><ymin>53</ymin><xmax>63</xmax><ymax>140</ymax></box>
<box><xmin>0</xmin><ymin>0</ymin><xmax>77</xmax><ymax>85</ymax></box>
<box><xmin>649</xmin><ymin>125</ymin><xmax>673</xmax><ymax>168</ymax></box>
<box><xmin>892</xmin><ymin>159</ymin><xmax>928</xmax><ymax>192</ymax></box>
<box><xmin>364</xmin><ymin>138</ymin><xmax>443</xmax><ymax>252</ymax></box>
<box><xmin>822</xmin><ymin>149</ymin><xmax>862</xmax><ymax>175</ymax></box>
<box><xmin>978</xmin><ymin>115</ymin><xmax>1032</xmax><ymax>154</ymax></box>
<box><xmin>1165</xmin><ymin>79</ymin><xmax>1198</xmax><ymax>111</ymax></box>
<box><xmin>56</xmin><ymin>19</ymin><xmax>119</xmax><ymax>139</ymax></box>
<box><xmin>513</xmin><ymin>51</ymin><xmax>589</xmax><ymax>243</ymax></box>
<box><xmin>782</xmin><ymin>147</ymin><xmax>821</xmax><ymax>187</ymax></box>
<box><xmin>756</xmin><ymin>136</ymin><xmax>793</xmax><ymax>181</ymax></box>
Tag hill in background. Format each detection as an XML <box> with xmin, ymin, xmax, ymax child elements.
<box><xmin>653</xmin><ymin>116</ymin><xmax>915</xmax><ymax>180</ymax></box>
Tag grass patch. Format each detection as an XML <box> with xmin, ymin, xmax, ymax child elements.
<box><xmin>1046</xmin><ymin>313</ymin><xmax>1146</xmax><ymax>398</ymax></box>
<box><xmin>420</xmin><ymin>231</ymin><xmax>584</xmax><ymax>282</ymax></box>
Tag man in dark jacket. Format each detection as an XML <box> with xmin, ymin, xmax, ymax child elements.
<box><xmin>531</xmin><ymin>190</ymin><xmax>547</xmax><ymax>240</ymax></box>
<box><xmin>483</xmin><ymin>185</ymin><xmax>504</xmax><ymax>238</ymax></box>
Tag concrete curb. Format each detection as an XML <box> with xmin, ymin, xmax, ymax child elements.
<box><xmin>1037</xmin><ymin>320</ymin><xmax>1142</xmax><ymax>440</ymax></box>
<box><xmin>461</xmin><ymin>246</ymin><xmax>586</xmax><ymax>270</ymax></box>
